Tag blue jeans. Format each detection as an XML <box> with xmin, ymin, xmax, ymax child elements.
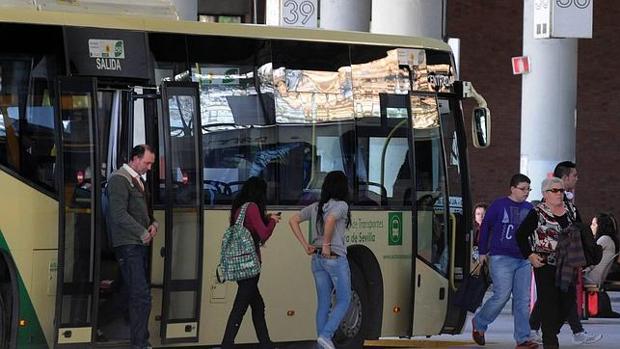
<box><xmin>473</xmin><ymin>255</ymin><xmax>532</xmax><ymax>343</ymax></box>
<box><xmin>115</xmin><ymin>244</ymin><xmax>151</xmax><ymax>348</ymax></box>
<box><xmin>311</xmin><ymin>255</ymin><xmax>352</xmax><ymax>340</ymax></box>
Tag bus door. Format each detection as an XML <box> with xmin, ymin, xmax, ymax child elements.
<box><xmin>408</xmin><ymin>94</ymin><xmax>452</xmax><ymax>336</ymax></box>
<box><xmin>54</xmin><ymin>77</ymin><xmax>101</xmax><ymax>346</ymax></box>
<box><xmin>437</xmin><ymin>96</ymin><xmax>470</xmax><ymax>334</ymax></box>
<box><xmin>159</xmin><ymin>81</ymin><xmax>204</xmax><ymax>343</ymax></box>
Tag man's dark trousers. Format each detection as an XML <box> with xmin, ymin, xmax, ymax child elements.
<box><xmin>115</xmin><ymin>244</ymin><xmax>151</xmax><ymax>348</ymax></box>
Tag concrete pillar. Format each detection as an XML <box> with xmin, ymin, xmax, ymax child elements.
<box><xmin>320</xmin><ymin>0</ymin><xmax>370</xmax><ymax>32</ymax></box>
<box><xmin>172</xmin><ymin>0</ymin><xmax>197</xmax><ymax>21</ymax></box>
<box><xmin>520</xmin><ymin>0</ymin><xmax>578</xmax><ymax>200</ymax></box>
<box><xmin>371</xmin><ymin>0</ymin><xmax>444</xmax><ymax>39</ymax></box>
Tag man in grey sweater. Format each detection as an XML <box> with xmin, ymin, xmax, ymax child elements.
<box><xmin>107</xmin><ymin>144</ymin><xmax>157</xmax><ymax>349</ymax></box>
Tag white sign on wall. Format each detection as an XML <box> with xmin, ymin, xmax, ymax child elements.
<box><xmin>281</xmin><ymin>0</ymin><xmax>318</xmax><ymax>28</ymax></box>
<box><xmin>534</xmin><ymin>0</ymin><xmax>593</xmax><ymax>39</ymax></box>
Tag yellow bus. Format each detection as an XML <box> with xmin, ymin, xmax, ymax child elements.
<box><xmin>0</xmin><ymin>7</ymin><xmax>489</xmax><ymax>349</ymax></box>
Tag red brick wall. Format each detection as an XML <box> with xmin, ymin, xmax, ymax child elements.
<box><xmin>447</xmin><ymin>1</ymin><xmax>617</xmax><ymax>221</ymax></box>
<box><xmin>447</xmin><ymin>1</ymin><xmax>524</xmax><ymax>206</ymax></box>
<box><xmin>575</xmin><ymin>3</ymin><xmax>620</xmax><ymax>221</ymax></box>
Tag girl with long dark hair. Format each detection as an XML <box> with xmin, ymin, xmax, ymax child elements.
<box><xmin>585</xmin><ymin>213</ymin><xmax>619</xmax><ymax>285</ymax></box>
<box><xmin>222</xmin><ymin>177</ymin><xmax>280</xmax><ymax>349</ymax></box>
<box><xmin>288</xmin><ymin>171</ymin><xmax>352</xmax><ymax>349</ymax></box>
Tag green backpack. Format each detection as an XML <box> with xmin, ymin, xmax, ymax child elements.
<box><xmin>217</xmin><ymin>203</ymin><xmax>261</xmax><ymax>282</ymax></box>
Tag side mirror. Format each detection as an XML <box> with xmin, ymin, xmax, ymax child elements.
<box><xmin>472</xmin><ymin>107</ymin><xmax>491</xmax><ymax>148</ymax></box>
<box><xmin>455</xmin><ymin>81</ymin><xmax>491</xmax><ymax>148</ymax></box>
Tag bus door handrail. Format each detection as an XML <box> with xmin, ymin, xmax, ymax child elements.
<box><xmin>380</xmin><ymin>119</ymin><xmax>408</xmax><ymax>194</ymax></box>
<box><xmin>449</xmin><ymin>212</ymin><xmax>457</xmax><ymax>291</ymax></box>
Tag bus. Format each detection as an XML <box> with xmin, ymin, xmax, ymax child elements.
<box><xmin>0</xmin><ymin>7</ymin><xmax>490</xmax><ymax>349</ymax></box>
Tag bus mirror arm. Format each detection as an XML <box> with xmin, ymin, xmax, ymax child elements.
<box><xmin>460</xmin><ymin>81</ymin><xmax>487</xmax><ymax>108</ymax></box>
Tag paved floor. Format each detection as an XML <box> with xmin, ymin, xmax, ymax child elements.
<box><xmin>361</xmin><ymin>291</ymin><xmax>620</xmax><ymax>348</ymax></box>
<box><xmin>183</xmin><ymin>292</ymin><xmax>620</xmax><ymax>348</ymax></box>
<box><xmin>284</xmin><ymin>291</ymin><xmax>620</xmax><ymax>348</ymax></box>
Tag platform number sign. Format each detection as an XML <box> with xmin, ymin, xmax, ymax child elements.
<box><xmin>556</xmin><ymin>0</ymin><xmax>591</xmax><ymax>8</ymax></box>
<box><xmin>534</xmin><ymin>0</ymin><xmax>592</xmax><ymax>39</ymax></box>
<box><xmin>281</xmin><ymin>0</ymin><xmax>318</xmax><ymax>28</ymax></box>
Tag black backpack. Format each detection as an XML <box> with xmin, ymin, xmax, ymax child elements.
<box><xmin>572</xmin><ymin>222</ymin><xmax>603</xmax><ymax>267</ymax></box>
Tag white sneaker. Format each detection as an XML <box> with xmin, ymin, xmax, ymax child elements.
<box><xmin>572</xmin><ymin>330</ymin><xmax>603</xmax><ymax>344</ymax></box>
<box><xmin>317</xmin><ymin>336</ymin><xmax>336</xmax><ymax>349</ymax></box>
<box><xmin>530</xmin><ymin>330</ymin><xmax>543</xmax><ymax>344</ymax></box>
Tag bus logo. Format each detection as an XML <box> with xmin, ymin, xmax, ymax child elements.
<box><xmin>388</xmin><ymin>212</ymin><xmax>402</xmax><ymax>246</ymax></box>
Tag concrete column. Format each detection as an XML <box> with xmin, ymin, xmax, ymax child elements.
<box><xmin>172</xmin><ymin>0</ymin><xmax>197</xmax><ymax>21</ymax></box>
<box><xmin>320</xmin><ymin>0</ymin><xmax>370</xmax><ymax>32</ymax></box>
<box><xmin>371</xmin><ymin>0</ymin><xmax>444</xmax><ymax>39</ymax></box>
<box><xmin>520</xmin><ymin>0</ymin><xmax>578</xmax><ymax>200</ymax></box>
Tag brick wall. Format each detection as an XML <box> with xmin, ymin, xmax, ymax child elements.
<box><xmin>448</xmin><ymin>1</ymin><xmax>618</xmax><ymax>221</ymax></box>
<box><xmin>575</xmin><ymin>3</ymin><xmax>620</xmax><ymax>221</ymax></box>
<box><xmin>447</xmin><ymin>1</ymin><xmax>524</xmax><ymax>206</ymax></box>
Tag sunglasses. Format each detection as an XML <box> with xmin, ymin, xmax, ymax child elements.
<box><xmin>545</xmin><ymin>188</ymin><xmax>565</xmax><ymax>193</ymax></box>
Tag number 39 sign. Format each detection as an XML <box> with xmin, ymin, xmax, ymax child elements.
<box><xmin>281</xmin><ymin>0</ymin><xmax>318</xmax><ymax>28</ymax></box>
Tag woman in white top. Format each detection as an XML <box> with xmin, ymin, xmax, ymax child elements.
<box><xmin>584</xmin><ymin>213</ymin><xmax>619</xmax><ymax>285</ymax></box>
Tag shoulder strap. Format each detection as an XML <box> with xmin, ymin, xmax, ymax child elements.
<box><xmin>235</xmin><ymin>202</ymin><xmax>251</xmax><ymax>226</ymax></box>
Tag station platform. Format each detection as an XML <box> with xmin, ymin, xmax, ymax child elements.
<box><xmin>273</xmin><ymin>291</ymin><xmax>620</xmax><ymax>348</ymax></box>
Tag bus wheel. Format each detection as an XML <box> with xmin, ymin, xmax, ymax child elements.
<box><xmin>0</xmin><ymin>287</ymin><xmax>7</xmax><ymax>348</ymax></box>
<box><xmin>333</xmin><ymin>261</ymin><xmax>367</xmax><ymax>349</ymax></box>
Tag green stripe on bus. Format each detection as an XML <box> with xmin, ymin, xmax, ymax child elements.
<box><xmin>0</xmin><ymin>229</ymin><xmax>49</xmax><ymax>348</ymax></box>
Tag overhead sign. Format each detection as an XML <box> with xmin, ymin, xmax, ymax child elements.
<box><xmin>280</xmin><ymin>0</ymin><xmax>318</xmax><ymax>28</ymax></box>
<box><xmin>512</xmin><ymin>56</ymin><xmax>530</xmax><ymax>75</ymax></box>
<box><xmin>64</xmin><ymin>27</ymin><xmax>150</xmax><ymax>80</ymax></box>
<box><xmin>533</xmin><ymin>0</ymin><xmax>593</xmax><ymax>39</ymax></box>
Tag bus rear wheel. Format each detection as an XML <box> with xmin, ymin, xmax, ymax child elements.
<box><xmin>333</xmin><ymin>261</ymin><xmax>368</xmax><ymax>349</ymax></box>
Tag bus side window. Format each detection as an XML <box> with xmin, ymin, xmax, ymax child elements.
<box><xmin>0</xmin><ymin>59</ymin><xmax>57</xmax><ymax>193</ymax></box>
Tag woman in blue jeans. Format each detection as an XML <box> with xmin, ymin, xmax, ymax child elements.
<box><xmin>289</xmin><ymin>171</ymin><xmax>352</xmax><ymax>349</ymax></box>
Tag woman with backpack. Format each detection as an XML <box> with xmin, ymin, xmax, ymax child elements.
<box><xmin>288</xmin><ymin>171</ymin><xmax>352</xmax><ymax>349</ymax></box>
<box><xmin>221</xmin><ymin>176</ymin><xmax>281</xmax><ymax>349</ymax></box>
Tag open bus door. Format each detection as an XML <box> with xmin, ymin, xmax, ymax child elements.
<box><xmin>54</xmin><ymin>77</ymin><xmax>101</xmax><ymax>346</ymax></box>
<box><xmin>159</xmin><ymin>81</ymin><xmax>204</xmax><ymax>343</ymax></box>
<box><xmin>407</xmin><ymin>93</ymin><xmax>452</xmax><ymax>336</ymax></box>
<box><xmin>375</xmin><ymin>90</ymin><xmax>452</xmax><ymax>337</ymax></box>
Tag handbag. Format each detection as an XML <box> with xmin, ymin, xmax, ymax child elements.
<box><xmin>453</xmin><ymin>263</ymin><xmax>491</xmax><ymax>312</ymax></box>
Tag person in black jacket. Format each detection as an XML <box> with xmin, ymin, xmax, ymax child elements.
<box><xmin>529</xmin><ymin>162</ymin><xmax>601</xmax><ymax>345</ymax></box>
<box><xmin>517</xmin><ymin>177</ymin><xmax>602</xmax><ymax>348</ymax></box>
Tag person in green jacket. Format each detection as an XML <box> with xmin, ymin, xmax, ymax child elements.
<box><xmin>107</xmin><ymin>144</ymin><xmax>157</xmax><ymax>349</ymax></box>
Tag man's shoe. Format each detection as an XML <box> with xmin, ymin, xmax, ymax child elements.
<box><xmin>471</xmin><ymin>318</ymin><xmax>485</xmax><ymax>345</ymax></box>
<box><xmin>516</xmin><ymin>340</ymin><xmax>539</xmax><ymax>349</ymax></box>
<box><xmin>530</xmin><ymin>330</ymin><xmax>542</xmax><ymax>344</ymax></box>
<box><xmin>317</xmin><ymin>336</ymin><xmax>335</xmax><ymax>349</ymax></box>
<box><xmin>572</xmin><ymin>330</ymin><xmax>602</xmax><ymax>344</ymax></box>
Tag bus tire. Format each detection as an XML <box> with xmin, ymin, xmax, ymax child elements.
<box><xmin>0</xmin><ymin>291</ymin><xmax>6</xmax><ymax>349</ymax></box>
<box><xmin>333</xmin><ymin>261</ymin><xmax>367</xmax><ymax>349</ymax></box>
<box><xmin>347</xmin><ymin>245</ymin><xmax>383</xmax><ymax>339</ymax></box>
<box><xmin>0</xmin><ymin>259</ymin><xmax>9</xmax><ymax>349</ymax></box>
<box><xmin>0</xmin><ymin>250</ymin><xmax>16</xmax><ymax>349</ymax></box>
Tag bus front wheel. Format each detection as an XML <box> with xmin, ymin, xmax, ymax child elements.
<box><xmin>0</xmin><ymin>291</ymin><xmax>6</xmax><ymax>349</ymax></box>
<box><xmin>333</xmin><ymin>261</ymin><xmax>368</xmax><ymax>349</ymax></box>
